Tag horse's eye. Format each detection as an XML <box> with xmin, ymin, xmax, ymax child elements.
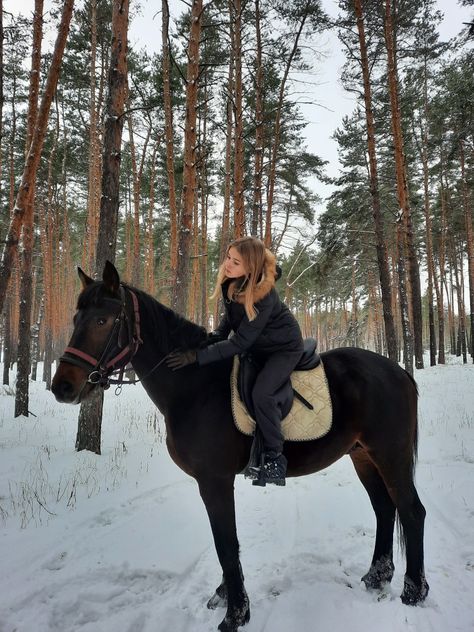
<box><xmin>97</xmin><ymin>317</ymin><xmax>107</xmax><ymax>326</ymax></box>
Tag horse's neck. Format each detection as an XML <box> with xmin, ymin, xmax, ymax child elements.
<box><xmin>130</xmin><ymin>292</ymin><xmax>208</xmax><ymax>413</ymax></box>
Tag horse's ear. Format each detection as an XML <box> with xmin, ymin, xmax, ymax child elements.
<box><xmin>102</xmin><ymin>260</ymin><xmax>121</xmax><ymax>294</ymax></box>
<box><xmin>78</xmin><ymin>267</ymin><xmax>94</xmax><ymax>289</ymax></box>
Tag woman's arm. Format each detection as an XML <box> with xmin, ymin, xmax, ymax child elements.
<box><xmin>196</xmin><ymin>294</ymin><xmax>274</xmax><ymax>365</ymax></box>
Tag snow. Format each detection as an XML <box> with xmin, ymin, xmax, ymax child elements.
<box><xmin>1</xmin><ymin>357</ymin><xmax>473</xmax><ymax>632</ymax></box>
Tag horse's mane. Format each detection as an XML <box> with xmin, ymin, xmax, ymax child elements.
<box><xmin>129</xmin><ymin>286</ymin><xmax>207</xmax><ymax>352</ymax></box>
<box><xmin>77</xmin><ymin>281</ymin><xmax>208</xmax><ymax>352</ymax></box>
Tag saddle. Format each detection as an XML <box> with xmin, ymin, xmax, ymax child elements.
<box><xmin>232</xmin><ymin>338</ymin><xmax>332</xmax><ymax>443</ymax></box>
<box><xmin>237</xmin><ymin>338</ymin><xmax>321</xmax><ymax>421</ymax></box>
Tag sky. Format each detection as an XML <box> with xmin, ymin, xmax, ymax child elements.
<box><xmin>3</xmin><ymin>0</ymin><xmax>473</xmax><ymax>203</ymax></box>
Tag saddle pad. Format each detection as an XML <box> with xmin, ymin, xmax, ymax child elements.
<box><xmin>230</xmin><ymin>355</ymin><xmax>333</xmax><ymax>442</ymax></box>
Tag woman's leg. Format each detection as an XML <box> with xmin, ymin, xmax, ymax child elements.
<box><xmin>251</xmin><ymin>351</ymin><xmax>302</xmax><ymax>455</ymax></box>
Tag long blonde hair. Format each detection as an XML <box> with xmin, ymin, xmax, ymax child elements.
<box><xmin>211</xmin><ymin>237</ymin><xmax>268</xmax><ymax>320</ymax></box>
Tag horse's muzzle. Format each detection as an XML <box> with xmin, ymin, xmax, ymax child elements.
<box><xmin>51</xmin><ymin>377</ymin><xmax>79</xmax><ymax>403</ymax></box>
<box><xmin>51</xmin><ymin>363</ymin><xmax>90</xmax><ymax>404</ymax></box>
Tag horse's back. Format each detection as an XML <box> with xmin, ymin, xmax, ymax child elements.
<box><xmin>321</xmin><ymin>347</ymin><xmax>417</xmax><ymax>426</ymax></box>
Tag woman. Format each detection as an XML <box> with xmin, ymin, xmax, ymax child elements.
<box><xmin>166</xmin><ymin>236</ymin><xmax>304</xmax><ymax>485</ymax></box>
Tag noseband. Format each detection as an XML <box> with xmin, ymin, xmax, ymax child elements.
<box><xmin>60</xmin><ymin>286</ymin><xmax>143</xmax><ymax>389</ymax></box>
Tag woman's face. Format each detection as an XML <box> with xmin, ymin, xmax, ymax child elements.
<box><xmin>225</xmin><ymin>246</ymin><xmax>247</xmax><ymax>278</ymax></box>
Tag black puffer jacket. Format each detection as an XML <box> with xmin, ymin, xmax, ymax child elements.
<box><xmin>197</xmin><ymin>251</ymin><xmax>303</xmax><ymax>366</ymax></box>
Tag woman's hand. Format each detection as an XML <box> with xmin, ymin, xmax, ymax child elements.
<box><xmin>166</xmin><ymin>350</ymin><xmax>197</xmax><ymax>370</ymax></box>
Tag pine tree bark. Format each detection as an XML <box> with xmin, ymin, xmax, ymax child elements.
<box><xmin>219</xmin><ymin>4</ymin><xmax>234</xmax><ymax>260</ymax></box>
<box><xmin>162</xmin><ymin>0</ymin><xmax>179</xmax><ymax>287</ymax></box>
<box><xmin>0</xmin><ymin>0</ymin><xmax>3</xmax><ymax>208</ymax></box>
<box><xmin>0</xmin><ymin>0</ymin><xmax>74</xmax><ymax>316</ymax></box>
<box><xmin>353</xmin><ymin>0</ymin><xmax>397</xmax><ymax>361</ymax></box>
<box><xmin>233</xmin><ymin>0</ymin><xmax>245</xmax><ymax>237</ymax></box>
<box><xmin>252</xmin><ymin>0</ymin><xmax>264</xmax><ymax>238</ymax></box>
<box><xmin>83</xmin><ymin>0</ymin><xmax>101</xmax><ymax>272</ymax></box>
<box><xmin>144</xmin><ymin>140</ymin><xmax>160</xmax><ymax>295</ymax></box>
<box><xmin>77</xmin><ymin>0</ymin><xmax>129</xmax><ymax>455</ymax></box>
<box><xmin>2</xmin><ymin>297</ymin><xmax>11</xmax><ymax>385</ymax></box>
<box><xmin>396</xmin><ymin>229</ymin><xmax>414</xmax><ymax>374</ymax></box>
<box><xmin>459</xmin><ymin>140</ymin><xmax>474</xmax><ymax>361</ymax></box>
<box><xmin>173</xmin><ymin>0</ymin><xmax>202</xmax><ymax>316</ymax></box>
<box><xmin>128</xmin><ymin>114</ymin><xmax>150</xmax><ymax>285</ymax></box>
<box><xmin>383</xmin><ymin>0</ymin><xmax>422</xmax><ymax>371</ymax></box>
<box><xmin>15</xmin><ymin>0</ymin><xmax>44</xmax><ymax>417</ymax></box>
<box><xmin>436</xmin><ymin>182</ymin><xmax>447</xmax><ymax>364</ymax></box>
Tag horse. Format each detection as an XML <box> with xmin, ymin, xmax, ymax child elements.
<box><xmin>51</xmin><ymin>261</ymin><xmax>429</xmax><ymax>632</ymax></box>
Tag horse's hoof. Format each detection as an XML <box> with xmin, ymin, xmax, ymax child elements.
<box><xmin>218</xmin><ymin>602</ymin><xmax>250</xmax><ymax>631</ymax></box>
<box><xmin>362</xmin><ymin>556</ymin><xmax>395</xmax><ymax>590</ymax></box>
<box><xmin>400</xmin><ymin>574</ymin><xmax>429</xmax><ymax>605</ymax></box>
<box><xmin>208</xmin><ymin>584</ymin><xmax>227</xmax><ymax>610</ymax></box>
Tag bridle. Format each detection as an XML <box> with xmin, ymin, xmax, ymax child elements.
<box><xmin>59</xmin><ymin>285</ymin><xmax>144</xmax><ymax>391</ymax></box>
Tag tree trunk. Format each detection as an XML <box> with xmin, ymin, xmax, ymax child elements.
<box><xmin>437</xmin><ymin>174</ymin><xmax>448</xmax><ymax>364</ymax></box>
<box><xmin>15</xmin><ymin>0</ymin><xmax>43</xmax><ymax>417</ymax></box>
<box><xmin>144</xmin><ymin>140</ymin><xmax>160</xmax><ymax>296</ymax></box>
<box><xmin>251</xmin><ymin>0</ymin><xmax>264</xmax><ymax>237</ymax></box>
<box><xmin>2</xmin><ymin>297</ymin><xmax>11</xmax><ymax>385</ymax></box>
<box><xmin>232</xmin><ymin>0</ymin><xmax>245</xmax><ymax>237</ymax></box>
<box><xmin>453</xmin><ymin>240</ymin><xmax>467</xmax><ymax>363</ymax></box>
<box><xmin>128</xmin><ymin>114</ymin><xmax>150</xmax><ymax>286</ymax></box>
<box><xmin>460</xmin><ymin>140</ymin><xmax>474</xmax><ymax>361</ymax></box>
<box><xmin>173</xmin><ymin>0</ymin><xmax>202</xmax><ymax>316</ymax></box>
<box><xmin>83</xmin><ymin>0</ymin><xmax>100</xmax><ymax>272</ymax></box>
<box><xmin>199</xmin><ymin>74</ymin><xmax>209</xmax><ymax>327</ymax></box>
<box><xmin>353</xmin><ymin>0</ymin><xmax>397</xmax><ymax>361</ymax></box>
<box><xmin>162</xmin><ymin>0</ymin><xmax>179</xmax><ymax>287</ymax></box>
<box><xmin>396</xmin><ymin>224</ymin><xmax>414</xmax><ymax>374</ymax></box>
<box><xmin>0</xmin><ymin>0</ymin><xmax>74</xmax><ymax>316</ymax></box>
<box><xmin>77</xmin><ymin>0</ymin><xmax>129</xmax><ymax>455</ymax></box>
<box><xmin>384</xmin><ymin>0</ymin><xmax>422</xmax><ymax>372</ymax></box>
<box><xmin>264</xmin><ymin>0</ymin><xmax>310</xmax><ymax>247</ymax></box>
<box><xmin>219</xmin><ymin>4</ymin><xmax>234</xmax><ymax>261</ymax></box>
<box><xmin>0</xmin><ymin>0</ymin><xmax>3</xmax><ymax>208</ymax></box>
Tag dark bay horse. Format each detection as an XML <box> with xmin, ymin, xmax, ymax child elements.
<box><xmin>52</xmin><ymin>262</ymin><xmax>429</xmax><ymax>632</ymax></box>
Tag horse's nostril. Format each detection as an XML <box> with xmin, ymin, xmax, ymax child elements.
<box><xmin>52</xmin><ymin>379</ymin><xmax>75</xmax><ymax>402</ymax></box>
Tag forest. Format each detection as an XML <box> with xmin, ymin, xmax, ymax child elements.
<box><xmin>0</xmin><ymin>0</ymin><xmax>473</xmax><ymax>433</ymax></box>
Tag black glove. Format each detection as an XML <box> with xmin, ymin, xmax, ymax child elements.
<box><xmin>166</xmin><ymin>349</ymin><xmax>197</xmax><ymax>370</ymax></box>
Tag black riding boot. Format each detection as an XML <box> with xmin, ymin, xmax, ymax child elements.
<box><xmin>249</xmin><ymin>451</ymin><xmax>287</xmax><ymax>486</ymax></box>
<box><xmin>261</xmin><ymin>452</ymin><xmax>287</xmax><ymax>486</ymax></box>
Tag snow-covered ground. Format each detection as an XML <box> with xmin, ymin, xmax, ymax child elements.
<box><xmin>0</xmin><ymin>357</ymin><xmax>473</xmax><ymax>632</ymax></box>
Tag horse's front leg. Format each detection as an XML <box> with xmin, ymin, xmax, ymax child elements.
<box><xmin>198</xmin><ymin>475</ymin><xmax>250</xmax><ymax>632</ymax></box>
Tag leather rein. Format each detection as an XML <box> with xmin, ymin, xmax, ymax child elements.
<box><xmin>59</xmin><ymin>286</ymin><xmax>154</xmax><ymax>392</ymax></box>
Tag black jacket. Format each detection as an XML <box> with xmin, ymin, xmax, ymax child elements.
<box><xmin>197</xmin><ymin>254</ymin><xmax>303</xmax><ymax>366</ymax></box>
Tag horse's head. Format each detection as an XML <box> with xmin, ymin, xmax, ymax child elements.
<box><xmin>52</xmin><ymin>261</ymin><xmax>141</xmax><ymax>404</ymax></box>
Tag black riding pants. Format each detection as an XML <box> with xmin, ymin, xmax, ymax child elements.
<box><xmin>251</xmin><ymin>350</ymin><xmax>303</xmax><ymax>455</ymax></box>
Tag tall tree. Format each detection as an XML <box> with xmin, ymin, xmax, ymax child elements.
<box><xmin>173</xmin><ymin>0</ymin><xmax>203</xmax><ymax>316</ymax></box>
<box><xmin>0</xmin><ymin>0</ymin><xmax>74</xmax><ymax>316</ymax></box>
<box><xmin>352</xmin><ymin>0</ymin><xmax>397</xmax><ymax>361</ymax></box>
<box><xmin>264</xmin><ymin>0</ymin><xmax>324</xmax><ymax>247</ymax></box>
<box><xmin>14</xmin><ymin>0</ymin><xmax>44</xmax><ymax>417</ymax></box>
<box><xmin>76</xmin><ymin>0</ymin><xmax>129</xmax><ymax>454</ymax></box>
<box><xmin>232</xmin><ymin>0</ymin><xmax>245</xmax><ymax>237</ymax></box>
<box><xmin>251</xmin><ymin>0</ymin><xmax>264</xmax><ymax>237</ymax></box>
<box><xmin>162</xmin><ymin>0</ymin><xmax>179</xmax><ymax>288</ymax></box>
<box><xmin>383</xmin><ymin>0</ymin><xmax>423</xmax><ymax>371</ymax></box>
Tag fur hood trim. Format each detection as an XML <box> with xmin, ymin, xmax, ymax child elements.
<box><xmin>232</xmin><ymin>249</ymin><xmax>278</xmax><ymax>304</ymax></box>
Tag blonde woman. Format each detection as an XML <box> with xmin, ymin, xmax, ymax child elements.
<box><xmin>167</xmin><ymin>236</ymin><xmax>304</xmax><ymax>485</ymax></box>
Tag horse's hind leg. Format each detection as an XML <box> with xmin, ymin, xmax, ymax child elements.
<box><xmin>198</xmin><ymin>476</ymin><xmax>250</xmax><ymax>632</ymax></box>
<box><xmin>350</xmin><ymin>447</ymin><xmax>396</xmax><ymax>590</ymax></box>
<box><xmin>370</xmin><ymin>453</ymin><xmax>429</xmax><ymax>605</ymax></box>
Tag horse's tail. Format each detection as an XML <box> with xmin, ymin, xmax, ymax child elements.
<box><xmin>397</xmin><ymin>368</ymin><xmax>420</xmax><ymax>554</ymax></box>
